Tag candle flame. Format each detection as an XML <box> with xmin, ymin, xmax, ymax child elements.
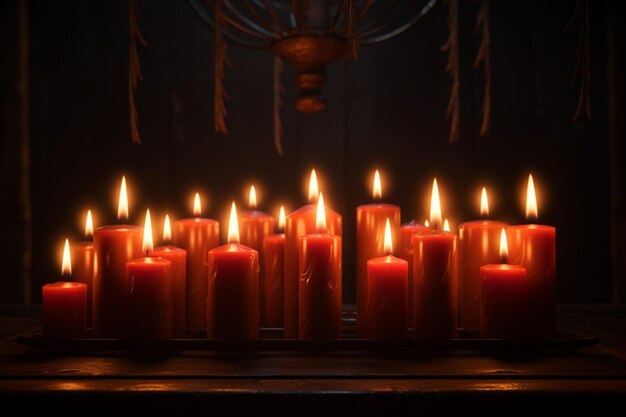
<box><xmin>163</xmin><ymin>214</ymin><xmax>172</xmax><ymax>242</ymax></box>
<box><xmin>383</xmin><ymin>218</ymin><xmax>393</xmax><ymax>254</ymax></box>
<box><xmin>316</xmin><ymin>192</ymin><xmax>327</xmax><ymax>233</ymax></box>
<box><xmin>526</xmin><ymin>174</ymin><xmax>538</xmax><ymax>220</ymax></box>
<box><xmin>499</xmin><ymin>228</ymin><xmax>509</xmax><ymax>261</ymax></box>
<box><xmin>62</xmin><ymin>238</ymin><xmax>71</xmax><ymax>276</ymax></box>
<box><xmin>429</xmin><ymin>178</ymin><xmax>442</xmax><ymax>229</ymax></box>
<box><xmin>424</xmin><ymin>219</ymin><xmax>430</xmax><ymax>227</ymax></box>
<box><xmin>85</xmin><ymin>209</ymin><xmax>94</xmax><ymax>238</ymax></box>
<box><xmin>278</xmin><ymin>206</ymin><xmax>286</xmax><ymax>231</ymax></box>
<box><xmin>117</xmin><ymin>176</ymin><xmax>129</xmax><ymax>222</ymax></box>
<box><xmin>373</xmin><ymin>170</ymin><xmax>382</xmax><ymax>199</ymax></box>
<box><xmin>143</xmin><ymin>209</ymin><xmax>153</xmax><ymax>254</ymax></box>
<box><xmin>308</xmin><ymin>169</ymin><xmax>319</xmax><ymax>202</ymax></box>
<box><xmin>193</xmin><ymin>192</ymin><xmax>202</xmax><ymax>216</ymax></box>
<box><xmin>249</xmin><ymin>185</ymin><xmax>257</xmax><ymax>208</ymax></box>
<box><xmin>443</xmin><ymin>218</ymin><xmax>451</xmax><ymax>232</ymax></box>
<box><xmin>228</xmin><ymin>202</ymin><xmax>240</xmax><ymax>243</ymax></box>
<box><xmin>480</xmin><ymin>187</ymin><xmax>490</xmax><ymax>216</ymax></box>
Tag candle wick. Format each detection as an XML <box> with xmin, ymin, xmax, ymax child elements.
<box><xmin>501</xmin><ymin>255</ymin><xmax>508</xmax><ymax>264</ymax></box>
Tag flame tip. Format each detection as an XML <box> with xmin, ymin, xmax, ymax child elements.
<box><xmin>228</xmin><ymin>201</ymin><xmax>240</xmax><ymax>243</ymax></box>
<box><xmin>373</xmin><ymin>170</ymin><xmax>382</xmax><ymax>199</ymax></box>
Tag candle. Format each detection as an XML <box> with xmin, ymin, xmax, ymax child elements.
<box><xmin>398</xmin><ymin>220</ymin><xmax>430</xmax><ymax>324</ymax></box>
<box><xmin>173</xmin><ymin>192</ymin><xmax>220</xmax><ymax>329</ymax></box>
<box><xmin>480</xmin><ymin>229</ymin><xmax>528</xmax><ymax>338</ymax></box>
<box><xmin>239</xmin><ymin>185</ymin><xmax>275</xmax><ymax>325</ymax></box>
<box><xmin>126</xmin><ymin>210</ymin><xmax>172</xmax><ymax>339</ymax></box>
<box><xmin>299</xmin><ymin>193</ymin><xmax>342</xmax><ymax>339</ymax></box>
<box><xmin>412</xmin><ymin>179</ymin><xmax>457</xmax><ymax>339</ymax></box>
<box><xmin>93</xmin><ymin>176</ymin><xmax>142</xmax><ymax>338</ymax></box>
<box><xmin>152</xmin><ymin>214</ymin><xmax>187</xmax><ymax>338</ymax></box>
<box><xmin>285</xmin><ymin>169</ymin><xmax>342</xmax><ymax>338</ymax></box>
<box><xmin>72</xmin><ymin>209</ymin><xmax>94</xmax><ymax>325</ymax></box>
<box><xmin>366</xmin><ymin>219</ymin><xmax>408</xmax><ymax>340</ymax></box>
<box><xmin>207</xmin><ymin>202</ymin><xmax>259</xmax><ymax>339</ymax></box>
<box><xmin>42</xmin><ymin>239</ymin><xmax>87</xmax><ymax>339</ymax></box>
<box><xmin>356</xmin><ymin>170</ymin><xmax>401</xmax><ymax>337</ymax></box>
<box><xmin>458</xmin><ymin>187</ymin><xmax>507</xmax><ymax>329</ymax></box>
<box><xmin>262</xmin><ymin>206</ymin><xmax>286</xmax><ymax>328</ymax></box>
<box><xmin>506</xmin><ymin>174</ymin><xmax>556</xmax><ymax>337</ymax></box>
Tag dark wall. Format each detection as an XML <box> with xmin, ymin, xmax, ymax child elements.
<box><xmin>1</xmin><ymin>0</ymin><xmax>618</xmax><ymax>304</ymax></box>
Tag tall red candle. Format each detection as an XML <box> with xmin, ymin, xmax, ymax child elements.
<box><xmin>506</xmin><ymin>174</ymin><xmax>556</xmax><ymax>337</ymax></box>
<box><xmin>173</xmin><ymin>192</ymin><xmax>220</xmax><ymax>329</ymax></box>
<box><xmin>262</xmin><ymin>206</ymin><xmax>286</xmax><ymax>328</ymax></box>
<box><xmin>207</xmin><ymin>202</ymin><xmax>259</xmax><ymax>339</ymax></box>
<box><xmin>72</xmin><ymin>209</ymin><xmax>94</xmax><ymax>325</ymax></box>
<box><xmin>42</xmin><ymin>239</ymin><xmax>87</xmax><ymax>339</ymax></box>
<box><xmin>458</xmin><ymin>188</ymin><xmax>507</xmax><ymax>329</ymax></box>
<box><xmin>239</xmin><ymin>185</ymin><xmax>275</xmax><ymax>325</ymax></box>
<box><xmin>398</xmin><ymin>221</ymin><xmax>430</xmax><ymax>325</ymax></box>
<box><xmin>285</xmin><ymin>170</ymin><xmax>342</xmax><ymax>338</ymax></box>
<box><xmin>367</xmin><ymin>219</ymin><xmax>408</xmax><ymax>340</ymax></box>
<box><xmin>299</xmin><ymin>193</ymin><xmax>342</xmax><ymax>339</ymax></box>
<box><xmin>93</xmin><ymin>177</ymin><xmax>142</xmax><ymax>338</ymax></box>
<box><xmin>480</xmin><ymin>229</ymin><xmax>529</xmax><ymax>338</ymax></box>
<box><xmin>153</xmin><ymin>214</ymin><xmax>187</xmax><ymax>338</ymax></box>
<box><xmin>356</xmin><ymin>170</ymin><xmax>401</xmax><ymax>337</ymax></box>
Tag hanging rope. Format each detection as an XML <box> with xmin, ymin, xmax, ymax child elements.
<box><xmin>129</xmin><ymin>0</ymin><xmax>146</xmax><ymax>145</ymax></box>
<box><xmin>442</xmin><ymin>0</ymin><xmax>460</xmax><ymax>142</ymax></box>
<box><xmin>214</xmin><ymin>0</ymin><xmax>230</xmax><ymax>134</ymax></box>
<box><xmin>566</xmin><ymin>0</ymin><xmax>591</xmax><ymax>121</ymax></box>
<box><xmin>342</xmin><ymin>0</ymin><xmax>359</xmax><ymax>61</ymax></box>
<box><xmin>474</xmin><ymin>0</ymin><xmax>491</xmax><ymax>137</ymax></box>
<box><xmin>273</xmin><ymin>56</ymin><xmax>284</xmax><ymax>155</ymax></box>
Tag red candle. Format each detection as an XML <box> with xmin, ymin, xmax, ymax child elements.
<box><xmin>398</xmin><ymin>221</ymin><xmax>430</xmax><ymax>325</ymax></box>
<box><xmin>356</xmin><ymin>170</ymin><xmax>401</xmax><ymax>337</ymax></box>
<box><xmin>367</xmin><ymin>219</ymin><xmax>408</xmax><ymax>340</ymax></box>
<box><xmin>458</xmin><ymin>188</ymin><xmax>507</xmax><ymax>329</ymax></box>
<box><xmin>93</xmin><ymin>176</ymin><xmax>142</xmax><ymax>338</ymax></box>
<box><xmin>152</xmin><ymin>214</ymin><xmax>187</xmax><ymax>338</ymax></box>
<box><xmin>207</xmin><ymin>202</ymin><xmax>259</xmax><ymax>339</ymax></box>
<box><xmin>42</xmin><ymin>239</ymin><xmax>87</xmax><ymax>339</ymax></box>
<box><xmin>173</xmin><ymin>192</ymin><xmax>220</xmax><ymax>329</ymax></box>
<box><xmin>262</xmin><ymin>206</ymin><xmax>286</xmax><ymax>328</ymax></box>
<box><xmin>506</xmin><ymin>174</ymin><xmax>556</xmax><ymax>337</ymax></box>
<box><xmin>72</xmin><ymin>209</ymin><xmax>94</xmax><ymax>325</ymax></box>
<box><xmin>299</xmin><ymin>193</ymin><xmax>342</xmax><ymax>339</ymax></box>
<box><xmin>480</xmin><ymin>229</ymin><xmax>528</xmax><ymax>338</ymax></box>
<box><xmin>239</xmin><ymin>185</ymin><xmax>275</xmax><ymax>325</ymax></box>
<box><xmin>412</xmin><ymin>179</ymin><xmax>457</xmax><ymax>339</ymax></box>
<box><xmin>285</xmin><ymin>169</ymin><xmax>342</xmax><ymax>338</ymax></box>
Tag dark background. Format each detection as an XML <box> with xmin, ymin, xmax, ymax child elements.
<box><xmin>1</xmin><ymin>0</ymin><xmax>625</xmax><ymax>305</ymax></box>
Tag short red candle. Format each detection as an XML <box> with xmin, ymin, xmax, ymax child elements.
<box><xmin>42</xmin><ymin>282</ymin><xmax>87</xmax><ymax>339</ymax></box>
<box><xmin>412</xmin><ymin>231</ymin><xmax>457</xmax><ymax>339</ymax></box>
<box><xmin>72</xmin><ymin>241</ymin><xmax>93</xmax><ymax>325</ymax></box>
<box><xmin>367</xmin><ymin>255</ymin><xmax>408</xmax><ymax>340</ymax></box>
<box><xmin>480</xmin><ymin>264</ymin><xmax>528</xmax><ymax>338</ymax></box>
<box><xmin>126</xmin><ymin>256</ymin><xmax>172</xmax><ymax>339</ymax></box>
<box><xmin>398</xmin><ymin>221</ymin><xmax>430</xmax><ymax>325</ymax></box>
<box><xmin>152</xmin><ymin>245</ymin><xmax>187</xmax><ymax>338</ymax></box>
<box><xmin>263</xmin><ymin>233</ymin><xmax>285</xmax><ymax>327</ymax></box>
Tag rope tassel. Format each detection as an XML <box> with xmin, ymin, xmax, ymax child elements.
<box><xmin>129</xmin><ymin>0</ymin><xmax>146</xmax><ymax>145</ymax></box>
<box><xmin>214</xmin><ymin>0</ymin><xmax>229</xmax><ymax>134</ymax></box>
<box><xmin>273</xmin><ymin>56</ymin><xmax>284</xmax><ymax>155</ymax></box>
<box><xmin>474</xmin><ymin>0</ymin><xmax>492</xmax><ymax>137</ymax></box>
<box><xmin>442</xmin><ymin>0</ymin><xmax>460</xmax><ymax>143</ymax></box>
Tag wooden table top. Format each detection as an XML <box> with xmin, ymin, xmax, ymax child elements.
<box><xmin>1</xmin><ymin>305</ymin><xmax>626</xmax><ymax>412</ymax></box>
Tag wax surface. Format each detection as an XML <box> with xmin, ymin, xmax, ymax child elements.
<box><xmin>263</xmin><ymin>233</ymin><xmax>285</xmax><ymax>328</ymax></box>
<box><xmin>42</xmin><ymin>282</ymin><xmax>87</xmax><ymax>339</ymax></box>
<box><xmin>152</xmin><ymin>245</ymin><xmax>187</xmax><ymax>338</ymax></box>
<box><xmin>367</xmin><ymin>255</ymin><xmax>408</xmax><ymax>340</ymax></box>
<box><xmin>398</xmin><ymin>222</ymin><xmax>431</xmax><ymax>325</ymax></box>
<box><xmin>72</xmin><ymin>241</ymin><xmax>93</xmax><ymax>325</ymax></box>
<box><xmin>480</xmin><ymin>264</ymin><xmax>528</xmax><ymax>339</ymax></box>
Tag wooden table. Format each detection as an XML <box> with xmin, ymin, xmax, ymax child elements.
<box><xmin>1</xmin><ymin>305</ymin><xmax>626</xmax><ymax>413</ymax></box>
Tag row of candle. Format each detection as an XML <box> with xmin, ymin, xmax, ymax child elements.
<box><xmin>42</xmin><ymin>170</ymin><xmax>555</xmax><ymax>340</ymax></box>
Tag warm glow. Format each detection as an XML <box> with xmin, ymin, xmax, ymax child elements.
<box><xmin>308</xmin><ymin>169</ymin><xmax>319</xmax><ymax>202</ymax></box>
<box><xmin>424</xmin><ymin>219</ymin><xmax>430</xmax><ymax>227</ymax></box>
<box><xmin>499</xmin><ymin>228</ymin><xmax>509</xmax><ymax>261</ymax></box>
<box><xmin>249</xmin><ymin>185</ymin><xmax>257</xmax><ymax>208</ymax></box>
<box><xmin>443</xmin><ymin>219</ymin><xmax>451</xmax><ymax>232</ymax></box>
<box><xmin>163</xmin><ymin>214</ymin><xmax>172</xmax><ymax>242</ymax></box>
<box><xmin>480</xmin><ymin>187</ymin><xmax>490</xmax><ymax>216</ymax></box>
<box><xmin>61</xmin><ymin>238</ymin><xmax>71</xmax><ymax>276</ymax></box>
<box><xmin>278</xmin><ymin>206</ymin><xmax>286</xmax><ymax>231</ymax></box>
<box><xmin>526</xmin><ymin>174</ymin><xmax>538</xmax><ymax>220</ymax></box>
<box><xmin>143</xmin><ymin>209</ymin><xmax>153</xmax><ymax>254</ymax></box>
<box><xmin>316</xmin><ymin>192</ymin><xmax>327</xmax><ymax>233</ymax></box>
<box><xmin>193</xmin><ymin>192</ymin><xmax>202</xmax><ymax>216</ymax></box>
<box><xmin>373</xmin><ymin>170</ymin><xmax>382</xmax><ymax>199</ymax></box>
<box><xmin>85</xmin><ymin>209</ymin><xmax>94</xmax><ymax>238</ymax></box>
<box><xmin>383</xmin><ymin>218</ymin><xmax>393</xmax><ymax>254</ymax></box>
<box><xmin>228</xmin><ymin>202</ymin><xmax>240</xmax><ymax>243</ymax></box>
<box><xmin>117</xmin><ymin>176</ymin><xmax>129</xmax><ymax>221</ymax></box>
<box><xmin>429</xmin><ymin>178</ymin><xmax>442</xmax><ymax>229</ymax></box>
